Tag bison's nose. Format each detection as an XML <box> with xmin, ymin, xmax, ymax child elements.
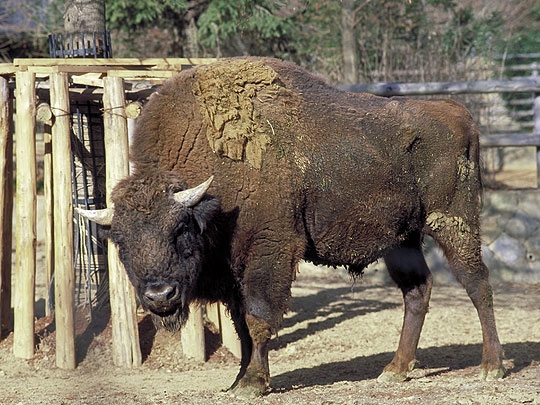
<box><xmin>143</xmin><ymin>283</ymin><xmax>180</xmax><ymax>305</ymax></box>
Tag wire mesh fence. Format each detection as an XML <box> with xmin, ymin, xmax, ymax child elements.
<box><xmin>48</xmin><ymin>32</ymin><xmax>112</xmax><ymax>317</ymax></box>
<box><xmin>48</xmin><ymin>32</ymin><xmax>112</xmax><ymax>59</ymax></box>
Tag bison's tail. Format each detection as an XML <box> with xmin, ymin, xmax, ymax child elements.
<box><xmin>469</xmin><ymin>124</ymin><xmax>484</xmax><ymax>209</ymax></box>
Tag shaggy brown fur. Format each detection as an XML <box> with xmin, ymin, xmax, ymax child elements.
<box><xmin>105</xmin><ymin>57</ymin><xmax>504</xmax><ymax>397</ymax></box>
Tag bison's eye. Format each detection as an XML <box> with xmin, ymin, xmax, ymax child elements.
<box><xmin>181</xmin><ymin>246</ymin><xmax>193</xmax><ymax>259</ymax></box>
<box><xmin>172</xmin><ymin>224</ymin><xmax>194</xmax><ymax>259</ymax></box>
<box><xmin>173</xmin><ymin>222</ymin><xmax>191</xmax><ymax>238</ymax></box>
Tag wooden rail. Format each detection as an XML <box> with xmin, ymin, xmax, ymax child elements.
<box><xmin>337</xmin><ymin>77</ymin><xmax>540</xmax><ymax>96</ymax></box>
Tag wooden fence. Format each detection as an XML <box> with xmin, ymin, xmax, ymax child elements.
<box><xmin>0</xmin><ymin>58</ymin><xmax>240</xmax><ymax>370</ymax></box>
<box><xmin>1</xmin><ymin>57</ymin><xmax>540</xmax><ymax>370</ymax></box>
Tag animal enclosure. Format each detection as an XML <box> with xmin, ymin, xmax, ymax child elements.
<box><xmin>0</xmin><ymin>57</ymin><xmax>539</xmax><ymax>371</ymax></box>
<box><xmin>0</xmin><ymin>57</ymin><xmax>241</xmax><ymax>370</ymax></box>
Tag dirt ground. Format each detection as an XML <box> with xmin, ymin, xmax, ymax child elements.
<box><xmin>1</xmin><ymin>264</ymin><xmax>539</xmax><ymax>405</ymax></box>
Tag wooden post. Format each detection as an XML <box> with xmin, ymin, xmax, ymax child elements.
<box><xmin>125</xmin><ymin>101</ymin><xmax>141</xmax><ymax>175</ymax></box>
<box><xmin>532</xmin><ymin>65</ymin><xmax>540</xmax><ymax>189</ymax></box>
<box><xmin>102</xmin><ymin>76</ymin><xmax>142</xmax><ymax>367</ymax></box>
<box><xmin>36</xmin><ymin>103</ymin><xmax>54</xmax><ymax>317</ymax></box>
<box><xmin>13</xmin><ymin>71</ymin><xmax>36</xmax><ymax>359</ymax></box>
<box><xmin>206</xmin><ymin>303</ymin><xmax>220</xmax><ymax>329</ymax></box>
<box><xmin>0</xmin><ymin>76</ymin><xmax>13</xmax><ymax>337</ymax></box>
<box><xmin>50</xmin><ymin>73</ymin><xmax>76</xmax><ymax>369</ymax></box>
<box><xmin>181</xmin><ymin>304</ymin><xmax>206</xmax><ymax>361</ymax></box>
<box><xmin>204</xmin><ymin>303</ymin><xmax>241</xmax><ymax>359</ymax></box>
<box><xmin>534</xmin><ymin>93</ymin><xmax>540</xmax><ymax>188</ymax></box>
<box><xmin>219</xmin><ymin>304</ymin><xmax>241</xmax><ymax>358</ymax></box>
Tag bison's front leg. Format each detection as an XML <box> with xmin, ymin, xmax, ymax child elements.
<box><xmin>229</xmin><ymin>314</ymin><xmax>272</xmax><ymax>398</ymax></box>
<box><xmin>228</xmin><ymin>233</ymin><xmax>300</xmax><ymax>398</ymax></box>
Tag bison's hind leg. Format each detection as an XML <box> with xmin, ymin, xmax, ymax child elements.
<box><xmin>378</xmin><ymin>233</ymin><xmax>433</xmax><ymax>382</ymax></box>
<box><xmin>427</xmin><ymin>215</ymin><xmax>505</xmax><ymax>380</ymax></box>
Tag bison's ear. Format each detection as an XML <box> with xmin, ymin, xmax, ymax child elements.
<box><xmin>192</xmin><ymin>196</ymin><xmax>220</xmax><ymax>234</ymax></box>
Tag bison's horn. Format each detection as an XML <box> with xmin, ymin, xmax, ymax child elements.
<box><xmin>75</xmin><ymin>207</ymin><xmax>114</xmax><ymax>226</ymax></box>
<box><xmin>173</xmin><ymin>176</ymin><xmax>214</xmax><ymax>207</ymax></box>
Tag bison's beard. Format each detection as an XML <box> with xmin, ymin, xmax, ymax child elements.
<box><xmin>149</xmin><ymin>305</ymin><xmax>189</xmax><ymax>333</ymax></box>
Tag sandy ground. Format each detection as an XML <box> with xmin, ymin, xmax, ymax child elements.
<box><xmin>1</xmin><ymin>265</ymin><xmax>539</xmax><ymax>405</ymax></box>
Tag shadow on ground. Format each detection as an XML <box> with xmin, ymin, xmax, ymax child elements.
<box><xmin>271</xmin><ymin>341</ymin><xmax>540</xmax><ymax>392</ymax></box>
<box><xmin>271</xmin><ymin>285</ymin><xmax>401</xmax><ymax>350</ymax></box>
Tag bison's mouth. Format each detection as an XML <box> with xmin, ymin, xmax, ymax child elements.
<box><xmin>138</xmin><ymin>281</ymin><xmax>191</xmax><ymax>332</ymax></box>
<box><xmin>149</xmin><ymin>304</ymin><xmax>189</xmax><ymax>333</ymax></box>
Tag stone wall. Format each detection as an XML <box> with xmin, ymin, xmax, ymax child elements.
<box><xmin>478</xmin><ymin>190</ymin><xmax>540</xmax><ymax>283</ymax></box>
<box><xmin>423</xmin><ymin>189</ymin><xmax>540</xmax><ymax>284</ymax></box>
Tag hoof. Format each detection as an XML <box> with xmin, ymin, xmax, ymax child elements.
<box><xmin>377</xmin><ymin>360</ymin><xmax>416</xmax><ymax>383</ymax></box>
<box><xmin>228</xmin><ymin>373</ymin><xmax>269</xmax><ymax>399</ymax></box>
<box><xmin>480</xmin><ymin>366</ymin><xmax>505</xmax><ymax>381</ymax></box>
<box><xmin>377</xmin><ymin>370</ymin><xmax>407</xmax><ymax>383</ymax></box>
<box><xmin>229</xmin><ymin>384</ymin><xmax>265</xmax><ymax>399</ymax></box>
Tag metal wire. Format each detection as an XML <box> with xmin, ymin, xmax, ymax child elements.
<box><xmin>47</xmin><ymin>32</ymin><xmax>112</xmax><ymax>319</ymax></box>
<box><xmin>48</xmin><ymin>32</ymin><xmax>112</xmax><ymax>58</ymax></box>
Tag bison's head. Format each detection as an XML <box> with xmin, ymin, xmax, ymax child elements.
<box><xmin>77</xmin><ymin>170</ymin><xmax>220</xmax><ymax>332</ymax></box>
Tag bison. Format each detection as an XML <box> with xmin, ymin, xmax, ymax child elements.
<box><xmin>78</xmin><ymin>57</ymin><xmax>505</xmax><ymax>397</ymax></box>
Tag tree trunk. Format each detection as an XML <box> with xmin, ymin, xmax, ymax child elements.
<box><xmin>184</xmin><ymin>17</ymin><xmax>199</xmax><ymax>57</ymax></box>
<box><xmin>182</xmin><ymin>0</ymin><xmax>212</xmax><ymax>57</ymax></box>
<box><xmin>64</xmin><ymin>0</ymin><xmax>105</xmax><ymax>35</ymax></box>
<box><xmin>341</xmin><ymin>0</ymin><xmax>358</xmax><ymax>84</ymax></box>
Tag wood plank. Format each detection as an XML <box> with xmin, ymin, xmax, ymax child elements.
<box><xmin>25</xmin><ymin>67</ymin><xmax>182</xmax><ymax>79</ymax></box>
<box><xmin>13</xmin><ymin>71</ymin><xmax>37</xmax><ymax>359</ymax></box>
<box><xmin>480</xmin><ymin>133</ymin><xmax>540</xmax><ymax>147</ymax></box>
<box><xmin>0</xmin><ymin>76</ymin><xmax>13</xmax><ymax>335</ymax></box>
<box><xmin>0</xmin><ymin>64</ymin><xmax>16</xmax><ymax>75</ymax></box>
<box><xmin>534</xmin><ymin>95</ymin><xmax>540</xmax><ymax>135</ymax></box>
<box><xmin>534</xmin><ymin>94</ymin><xmax>540</xmax><ymax>188</ymax></box>
<box><xmin>70</xmin><ymin>73</ymin><xmax>104</xmax><ymax>87</ymax></box>
<box><xmin>102</xmin><ymin>76</ymin><xmax>142</xmax><ymax>368</ymax></box>
<box><xmin>14</xmin><ymin>57</ymin><xmax>216</xmax><ymax>68</ymax></box>
<box><xmin>219</xmin><ymin>304</ymin><xmax>241</xmax><ymax>359</ymax></box>
<box><xmin>181</xmin><ymin>304</ymin><xmax>206</xmax><ymax>362</ymax></box>
<box><xmin>107</xmin><ymin>70</ymin><xmax>178</xmax><ymax>79</ymax></box>
<box><xmin>41</xmin><ymin>119</ymin><xmax>53</xmax><ymax>317</ymax></box>
<box><xmin>35</xmin><ymin>103</ymin><xmax>53</xmax><ymax>317</ymax></box>
<box><xmin>50</xmin><ymin>72</ymin><xmax>76</xmax><ymax>369</ymax></box>
<box><xmin>25</xmin><ymin>66</ymin><xmax>122</xmax><ymax>74</ymax></box>
<box><xmin>204</xmin><ymin>302</ymin><xmax>241</xmax><ymax>359</ymax></box>
<box><xmin>339</xmin><ymin>77</ymin><xmax>540</xmax><ymax>96</ymax></box>
<box><xmin>35</xmin><ymin>84</ymin><xmax>159</xmax><ymax>104</ymax></box>
<box><xmin>23</xmin><ymin>67</ymin><xmax>177</xmax><ymax>84</ymax></box>
<box><xmin>205</xmin><ymin>303</ymin><xmax>220</xmax><ymax>330</ymax></box>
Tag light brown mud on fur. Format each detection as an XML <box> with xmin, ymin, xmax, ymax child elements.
<box><xmin>457</xmin><ymin>155</ymin><xmax>476</xmax><ymax>181</ymax></box>
<box><xmin>426</xmin><ymin>211</ymin><xmax>479</xmax><ymax>255</ymax></box>
<box><xmin>192</xmin><ymin>59</ymin><xmax>278</xmax><ymax>169</ymax></box>
<box><xmin>426</xmin><ymin>212</ymin><xmax>471</xmax><ymax>234</ymax></box>
<box><xmin>245</xmin><ymin>314</ymin><xmax>272</xmax><ymax>343</ymax></box>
